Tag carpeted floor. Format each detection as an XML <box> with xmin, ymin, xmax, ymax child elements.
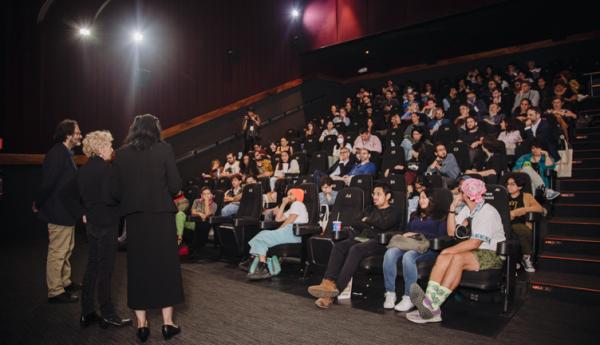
<box><xmin>0</xmin><ymin>236</ymin><xmax>596</xmax><ymax>345</ymax></box>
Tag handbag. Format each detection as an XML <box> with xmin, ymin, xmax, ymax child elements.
<box><xmin>555</xmin><ymin>138</ymin><xmax>573</xmax><ymax>178</ymax></box>
<box><xmin>387</xmin><ymin>233</ymin><xmax>430</xmax><ymax>253</ymax></box>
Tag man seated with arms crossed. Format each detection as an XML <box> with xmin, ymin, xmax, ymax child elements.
<box><xmin>340</xmin><ymin>148</ymin><xmax>376</xmax><ymax>186</ymax></box>
<box><xmin>406</xmin><ymin>178</ymin><xmax>505</xmax><ymax>324</ymax></box>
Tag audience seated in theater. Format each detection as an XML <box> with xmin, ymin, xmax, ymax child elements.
<box><xmin>497</xmin><ymin>118</ymin><xmax>523</xmax><ymax>156</ymax></box>
<box><xmin>513</xmin><ymin>80</ymin><xmax>540</xmax><ymax>110</ymax></box>
<box><xmin>276</xmin><ymin>137</ymin><xmax>293</xmax><ymax>156</ymax></box>
<box><xmin>513</xmin><ymin>139</ymin><xmax>560</xmax><ymax>200</ymax></box>
<box><xmin>353</xmin><ymin>128</ymin><xmax>382</xmax><ymax>154</ymax></box>
<box><xmin>239</xmin><ymin>154</ymin><xmax>257</xmax><ymax>177</ymax></box>
<box><xmin>319</xmin><ymin>121</ymin><xmax>338</xmax><ymax>142</ymax></box>
<box><xmin>453</xmin><ymin>104</ymin><xmax>473</xmax><ymax>126</ymax></box>
<box><xmin>505</xmin><ymin>174</ymin><xmax>543</xmax><ymax>273</ymax></box>
<box><xmin>326</xmin><ymin>147</ymin><xmax>355</xmax><ymax>181</ymax></box>
<box><xmin>536</xmin><ymin>77</ymin><xmax>553</xmax><ymax>110</ymax></box>
<box><xmin>401</xmin><ymin>101</ymin><xmax>421</xmax><ymax>121</ymax></box>
<box><xmin>270</xmin><ymin>151</ymin><xmax>300</xmax><ymax>190</ymax></box>
<box><xmin>406</xmin><ymin>179</ymin><xmax>505</xmax><ymax>324</ymax></box>
<box><xmin>458</xmin><ymin>116</ymin><xmax>483</xmax><ymax>163</ymax></box>
<box><xmin>442</xmin><ymin>87</ymin><xmax>461</xmax><ymax>120</ymax></box>
<box><xmin>383</xmin><ymin>189</ymin><xmax>448</xmax><ymax>312</ymax></box>
<box><xmin>404</xmin><ymin>113</ymin><xmax>425</xmax><ymax>140</ymax></box>
<box><xmin>222</xmin><ymin>152</ymin><xmax>240</xmax><ymax>176</ymax></box>
<box><xmin>220</xmin><ymin>174</ymin><xmax>244</xmax><ymax>217</ymax></box>
<box><xmin>405</xmin><ymin>142</ymin><xmax>434</xmax><ymax>186</ymax></box>
<box><xmin>465</xmin><ymin>91</ymin><xmax>487</xmax><ymax>119</ymax></box>
<box><xmin>465</xmin><ymin>137</ymin><xmax>507</xmax><ymax>184</ymax></box>
<box><xmin>202</xmin><ymin>159</ymin><xmax>224</xmax><ymax>178</ymax></box>
<box><xmin>319</xmin><ymin>176</ymin><xmax>338</xmax><ymax>208</ymax></box>
<box><xmin>304</xmin><ymin>121</ymin><xmax>319</xmax><ymax>141</ymax></box>
<box><xmin>308</xmin><ymin>183</ymin><xmax>401</xmax><ymax>309</ymax></box>
<box><xmin>513</xmin><ymin>98</ymin><xmax>531</xmax><ymax>122</ymax></box>
<box><xmin>331</xmin><ymin>134</ymin><xmax>353</xmax><ymax>161</ymax></box>
<box><xmin>401</xmin><ymin>127</ymin><xmax>430</xmax><ymax>162</ymax></box>
<box><xmin>190</xmin><ymin>187</ymin><xmax>218</xmax><ymax>256</ymax></box>
<box><xmin>421</xmin><ymin>82</ymin><xmax>437</xmax><ymax>103</ymax></box>
<box><xmin>545</xmin><ymin>96</ymin><xmax>577</xmax><ymax>141</ymax></box>
<box><xmin>343</xmin><ymin>148</ymin><xmax>377</xmax><ymax>185</ymax></box>
<box><xmin>427</xmin><ymin>108</ymin><xmax>450</xmax><ymax>136</ymax></box>
<box><xmin>253</xmin><ymin>151</ymin><xmax>273</xmax><ymax>178</ymax></box>
<box><xmin>426</xmin><ymin>142</ymin><xmax>460</xmax><ymax>187</ymax></box>
<box><xmin>489</xmin><ymin>89</ymin><xmax>512</xmax><ymax>117</ymax></box>
<box><xmin>523</xmin><ymin>107</ymin><xmax>560</xmax><ymax>161</ymax></box>
<box><xmin>241</xmin><ymin>188</ymin><xmax>309</xmax><ymax>280</ymax></box>
<box><xmin>406</xmin><ymin>176</ymin><xmax>431</xmax><ymax>220</ymax></box>
<box><xmin>481</xmin><ymin>103</ymin><xmax>505</xmax><ymax>135</ymax></box>
<box><xmin>421</xmin><ymin>98</ymin><xmax>437</xmax><ymax>120</ymax></box>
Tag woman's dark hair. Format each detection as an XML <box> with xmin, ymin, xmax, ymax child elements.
<box><xmin>276</xmin><ymin>151</ymin><xmax>291</xmax><ymax>171</ymax></box>
<box><xmin>230</xmin><ymin>174</ymin><xmax>242</xmax><ymax>182</ymax></box>
<box><xmin>319</xmin><ymin>176</ymin><xmax>333</xmax><ymax>188</ymax></box>
<box><xmin>200</xmin><ymin>186</ymin><xmax>212</xmax><ymax>195</ymax></box>
<box><xmin>125</xmin><ymin>114</ymin><xmax>162</xmax><ymax>150</ymax></box>
<box><xmin>506</xmin><ymin>173</ymin><xmax>526</xmax><ymax>188</ymax></box>
<box><xmin>53</xmin><ymin>119</ymin><xmax>78</xmax><ymax>143</ymax></box>
<box><xmin>482</xmin><ymin>136</ymin><xmax>505</xmax><ymax>154</ymax></box>
<box><xmin>501</xmin><ymin>118</ymin><xmax>519</xmax><ymax>133</ymax></box>
<box><xmin>414</xmin><ymin>189</ymin><xmax>436</xmax><ymax>220</ymax></box>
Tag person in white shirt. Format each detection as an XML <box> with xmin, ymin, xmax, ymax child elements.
<box><xmin>243</xmin><ymin>188</ymin><xmax>309</xmax><ymax>280</ymax></box>
<box><xmin>222</xmin><ymin>152</ymin><xmax>240</xmax><ymax>176</ymax></box>
<box><xmin>513</xmin><ymin>81</ymin><xmax>540</xmax><ymax>110</ymax></box>
<box><xmin>319</xmin><ymin>121</ymin><xmax>338</xmax><ymax>142</ymax></box>
<box><xmin>407</xmin><ymin>178</ymin><xmax>505</xmax><ymax>324</ymax></box>
<box><xmin>353</xmin><ymin>128</ymin><xmax>382</xmax><ymax>154</ymax></box>
<box><xmin>270</xmin><ymin>151</ymin><xmax>300</xmax><ymax>190</ymax></box>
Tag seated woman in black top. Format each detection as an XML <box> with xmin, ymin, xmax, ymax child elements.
<box><xmin>465</xmin><ymin>136</ymin><xmax>507</xmax><ymax>184</ymax></box>
<box><xmin>307</xmin><ymin>183</ymin><xmax>401</xmax><ymax>309</ymax></box>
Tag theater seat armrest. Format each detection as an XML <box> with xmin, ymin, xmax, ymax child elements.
<box><xmin>234</xmin><ymin>217</ymin><xmax>260</xmax><ymax>227</ymax></box>
<box><xmin>526</xmin><ymin>212</ymin><xmax>542</xmax><ymax>223</ymax></box>
<box><xmin>331</xmin><ymin>227</ymin><xmax>353</xmax><ymax>241</ymax></box>
<box><xmin>379</xmin><ymin>231</ymin><xmax>402</xmax><ymax>245</ymax></box>
<box><xmin>209</xmin><ymin>216</ymin><xmax>233</xmax><ymax>225</ymax></box>
<box><xmin>260</xmin><ymin>220</ymin><xmax>283</xmax><ymax>229</ymax></box>
<box><xmin>294</xmin><ymin>224</ymin><xmax>321</xmax><ymax>236</ymax></box>
<box><xmin>497</xmin><ymin>239</ymin><xmax>520</xmax><ymax>257</ymax></box>
<box><xmin>431</xmin><ymin>236</ymin><xmax>455</xmax><ymax>250</ymax></box>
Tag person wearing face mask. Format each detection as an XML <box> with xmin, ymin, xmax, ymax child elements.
<box><xmin>331</xmin><ymin>134</ymin><xmax>353</xmax><ymax>160</ymax></box>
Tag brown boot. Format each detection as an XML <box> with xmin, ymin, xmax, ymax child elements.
<box><xmin>308</xmin><ymin>279</ymin><xmax>339</xmax><ymax>298</ymax></box>
<box><xmin>315</xmin><ymin>297</ymin><xmax>334</xmax><ymax>309</ymax></box>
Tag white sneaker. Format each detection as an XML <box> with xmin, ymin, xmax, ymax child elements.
<box><xmin>545</xmin><ymin>189</ymin><xmax>561</xmax><ymax>200</ymax></box>
<box><xmin>383</xmin><ymin>292</ymin><xmax>396</xmax><ymax>309</ymax></box>
<box><xmin>522</xmin><ymin>255</ymin><xmax>536</xmax><ymax>273</ymax></box>
<box><xmin>394</xmin><ymin>295</ymin><xmax>414</xmax><ymax>312</ymax></box>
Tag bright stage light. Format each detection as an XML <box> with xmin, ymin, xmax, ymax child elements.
<box><xmin>291</xmin><ymin>8</ymin><xmax>300</xmax><ymax>18</ymax></box>
<box><xmin>132</xmin><ymin>31</ymin><xmax>144</xmax><ymax>43</ymax></box>
<box><xmin>79</xmin><ymin>27</ymin><xmax>91</xmax><ymax>37</ymax></box>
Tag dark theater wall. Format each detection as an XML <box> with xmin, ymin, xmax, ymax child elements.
<box><xmin>2</xmin><ymin>0</ymin><xmax>303</xmax><ymax>154</ymax></box>
<box><xmin>302</xmin><ymin>0</ymin><xmax>505</xmax><ymax>50</ymax></box>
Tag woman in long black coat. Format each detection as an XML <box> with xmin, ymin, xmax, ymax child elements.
<box><xmin>110</xmin><ymin>114</ymin><xmax>183</xmax><ymax>342</ymax></box>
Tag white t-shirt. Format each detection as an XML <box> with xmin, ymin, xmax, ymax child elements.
<box><xmin>456</xmin><ymin>203</ymin><xmax>505</xmax><ymax>251</ymax></box>
<box><xmin>284</xmin><ymin>201</ymin><xmax>309</xmax><ymax>224</ymax></box>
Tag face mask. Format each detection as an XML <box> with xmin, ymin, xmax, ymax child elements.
<box><xmin>337</xmin><ymin>138</ymin><xmax>344</xmax><ymax>144</ymax></box>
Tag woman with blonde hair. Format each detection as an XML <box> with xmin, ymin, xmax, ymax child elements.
<box><xmin>77</xmin><ymin>130</ymin><xmax>132</xmax><ymax>329</ymax></box>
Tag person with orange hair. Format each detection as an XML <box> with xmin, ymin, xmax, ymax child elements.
<box><xmin>242</xmin><ymin>188</ymin><xmax>308</xmax><ymax>280</ymax></box>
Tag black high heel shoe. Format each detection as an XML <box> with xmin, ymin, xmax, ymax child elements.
<box><xmin>162</xmin><ymin>324</ymin><xmax>181</xmax><ymax>340</ymax></box>
<box><xmin>136</xmin><ymin>322</ymin><xmax>150</xmax><ymax>343</ymax></box>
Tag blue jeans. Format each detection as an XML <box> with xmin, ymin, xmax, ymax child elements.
<box><xmin>221</xmin><ymin>203</ymin><xmax>239</xmax><ymax>217</ymax></box>
<box><xmin>383</xmin><ymin>247</ymin><xmax>438</xmax><ymax>295</ymax></box>
<box><xmin>248</xmin><ymin>224</ymin><xmax>300</xmax><ymax>257</ymax></box>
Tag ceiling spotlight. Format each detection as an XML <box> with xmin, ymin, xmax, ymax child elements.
<box><xmin>79</xmin><ymin>27</ymin><xmax>91</xmax><ymax>37</ymax></box>
<box><xmin>291</xmin><ymin>8</ymin><xmax>300</xmax><ymax>18</ymax></box>
<box><xmin>358</xmin><ymin>67</ymin><xmax>368</xmax><ymax>74</ymax></box>
<box><xmin>132</xmin><ymin>31</ymin><xmax>144</xmax><ymax>43</ymax></box>
<box><xmin>364</xmin><ymin>49</ymin><xmax>370</xmax><ymax>55</ymax></box>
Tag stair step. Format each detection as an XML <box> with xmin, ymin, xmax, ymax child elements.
<box><xmin>548</xmin><ymin>217</ymin><xmax>600</xmax><ymax>237</ymax></box>
<box><xmin>537</xmin><ymin>252</ymin><xmax>600</xmax><ymax>275</ymax></box>
<box><xmin>576</xmin><ymin>127</ymin><xmax>600</xmax><ymax>134</ymax></box>
<box><xmin>576</xmin><ymin>133</ymin><xmax>600</xmax><ymax>141</ymax></box>
<box><xmin>572</xmin><ymin>141</ymin><xmax>600</xmax><ymax>150</ymax></box>
<box><xmin>553</xmin><ymin>203</ymin><xmax>600</xmax><ymax>218</ymax></box>
<box><xmin>530</xmin><ymin>271</ymin><xmax>600</xmax><ymax>305</ymax></box>
<box><xmin>543</xmin><ymin>235</ymin><xmax>600</xmax><ymax>255</ymax></box>
<box><xmin>558</xmin><ymin>191</ymin><xmax>600</xmax><ymax>204</ymax></box>
<box><xmin>569</xmin><ymin>167</ymin><xmax>600</xmax><ymax>178</ymax></box>
<box><xmin>572</xmin><ymin>158</ymin><xmax>600</xmax><ymax>168</ymax></box>
<box><xmin>558</xmin><ymin>179</ymin><xmax>600</xmax><ymax>191</ymax></box>
<box><xmin>574</xmin><ymin>149</ymin><xmax>600</xmax><ymax>159</ymax></box>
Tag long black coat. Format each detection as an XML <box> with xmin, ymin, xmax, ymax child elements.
<box><xmin>37</xmin><ymin>143</ymin><xmax>82</xmax><ymax>226</ymax></box>
<box><xmin>109</xmin><ymin>142</ymin><xmax>182</xmax><ymax>216</ymax></box>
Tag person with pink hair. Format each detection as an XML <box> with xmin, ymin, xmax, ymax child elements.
<box><xmin>406</xmin><ymin>178</ymin><xmax>506</xmax><ymax>324</ymax></box>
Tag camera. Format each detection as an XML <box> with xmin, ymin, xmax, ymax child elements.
<box><xmin>455</xmin><ymin>219</ymin><xmax>472</xmax><ymax>239</ymax></box>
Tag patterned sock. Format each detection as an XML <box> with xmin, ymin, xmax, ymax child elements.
<box><xmin>425</xmin><ymin>280</ymin><xmax>452</xmax><ymax>310</ymax></box>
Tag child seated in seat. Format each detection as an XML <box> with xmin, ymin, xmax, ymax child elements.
<box><xmin>240</xmin><ymin>188</ymin><xmax>309</xmax><ymax>280</ymax></box>
<box><xmin>406</xmin><ymin>178</ymin><xmax>506</xmax><ymax>324</ymax></box>
<box><xmin>318</xmin><ymin>176</ymin><xmax>338</xmax><ymax>207</ymax></box>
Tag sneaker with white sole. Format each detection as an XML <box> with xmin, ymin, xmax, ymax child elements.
<box><xmin>383</xmin><ymin>292</ymin><xmax>396</xmax><ymax>309</ymax></box>
<box><xmin>394</xmin><ymin>295</ymin><xmax>414</xmax><ymax>312</ymax></box>
<box><xmin>406</xmin><ymin>309</ymin><xmax>442</xmax><ymax>324</ymax></box>
<box><xmin>545</xmin><ymin>188</ymin><xmax>561</xmax><ymax>200</ymax></box>
<box><xmin>522</xmin><ymin>255</ymin><xmax>536</xmax><ymax>273</ymax></box>
<box><xmin>409</xmin><ymin>284</ymin><xmax>435</xmax><ymax>319</ymax></box>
